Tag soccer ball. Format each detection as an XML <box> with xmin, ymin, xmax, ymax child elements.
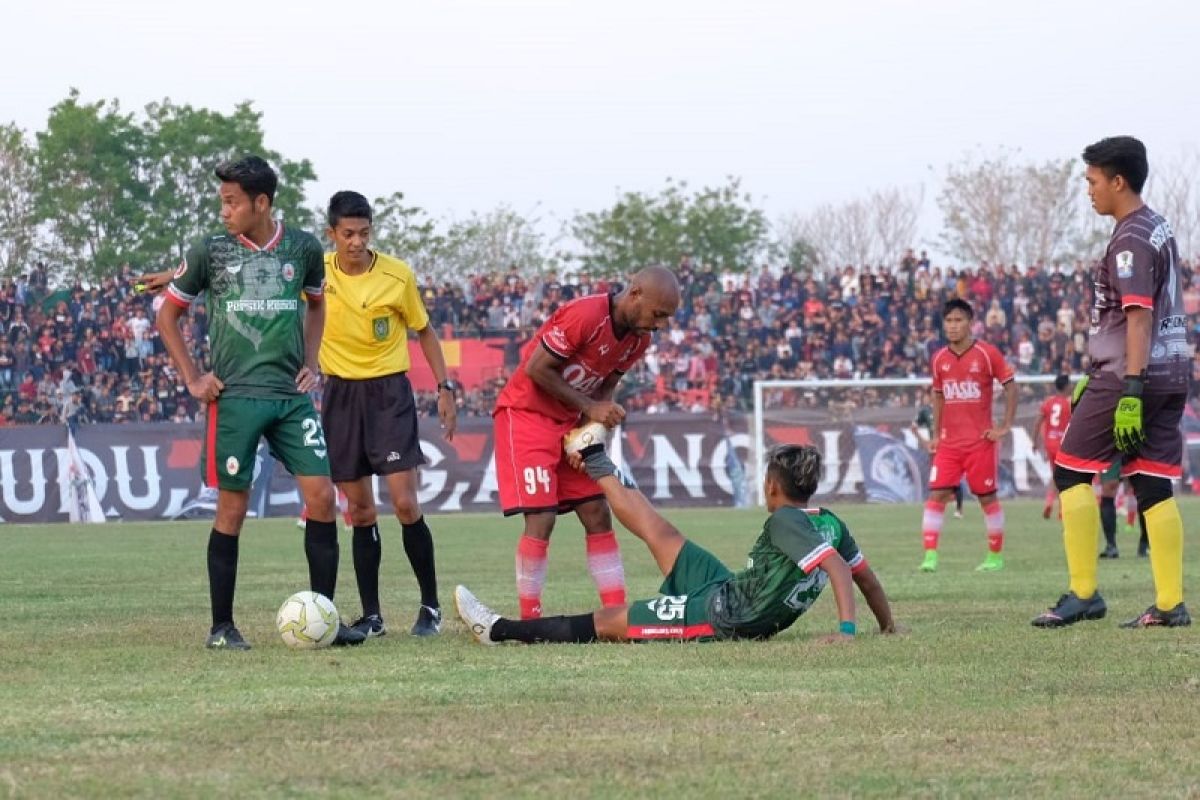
<box><xmin>276</xmin><ymin>591</ymin><xmax>339</xmax><ymax>649</ymax></box>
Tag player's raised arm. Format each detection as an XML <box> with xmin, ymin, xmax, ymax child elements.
<box><xmin>525</xmin><ymin>345</ymin><xmax>625</xmax><ymax>427</ymax></box>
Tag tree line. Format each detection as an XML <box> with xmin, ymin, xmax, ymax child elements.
<box><xmin>2</xmin><ymin>91</ymin><xmax>1197</xmax><ymax>284</ymax></box>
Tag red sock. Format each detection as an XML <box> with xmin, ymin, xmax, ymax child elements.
<box><xmin>585</xmin><ymin>531</ymin><xmax>626</xmax><ymax>607</ymax></box>
<box><xmin>984</xmin><ymin>501</ymin><xmax>1004</xmax><ymax>553</ymax></box>
<box><xmin>516</xmin><ymin>535</ymin><xmax>549</xmax><ymax>619</ymax></box>
<box><xmin>922</xmin><ymin>500</ymin><xmax>944</xmax><ymax>551</ymax></box>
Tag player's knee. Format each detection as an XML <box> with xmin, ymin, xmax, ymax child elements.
<box><xmin>1053</xmin><ymin>465</ymin><xmax>1091</xmax><ymax>494</ymax></box>
<box><xmin>348</xmin><ymin>504</ymin><xmax>377</xmax><ymax>527</ymax></box>
<box><xmin>578</xmin><ymin>505</ymin><xmax>613</xmax><ymax>533</ymax></box>
<box><xmin>1129</xmin><ymin>474</ymin><xmax>1172</xmax><ymax>513</ymax></box>
<box><xmin>305</xmin><ymin>483</ymin><xmax>337</xmax><ymax>519</ymax></box>
<box><xmin>390</xmin><ymin>495</ymin><xmax>421</xmax><ymax>524</ymax></box>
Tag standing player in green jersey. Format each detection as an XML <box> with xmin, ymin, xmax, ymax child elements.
<box><xmin>158</xmin><ymin>155</ymin><xmax>365</xmax><ymax>650</ymax></box>
<box><xmin>455</xmin><ymin>431</ymin><xmax>897</xmax><ymax>644</ymax></box>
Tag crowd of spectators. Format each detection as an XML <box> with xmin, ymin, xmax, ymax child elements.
<box><xmin>4</xmin><ymin>248</ymin><xmax>1200</xmax><ymax>427</ymax></box>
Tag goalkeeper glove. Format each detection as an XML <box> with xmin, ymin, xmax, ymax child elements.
<box><xmin>1071</xmin><ymin>375</ymin><xmax>1089</xmax><ymax>410</ymax></box>
<box><xmin>1113</xmin><ymin>375</ymin><xmax>1146</xmax><ymax>454</ymax></box>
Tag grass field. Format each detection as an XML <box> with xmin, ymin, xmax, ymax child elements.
<box><xmin>2</xmin><ymin>499</ymin><xmax>1199</xmax><ymax>799</ymax></box>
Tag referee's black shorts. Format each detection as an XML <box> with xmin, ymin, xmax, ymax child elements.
<box><xmin>322</xmin><ymin>372</ymin><xmax>427</xmax><ymax>482</ymax></box>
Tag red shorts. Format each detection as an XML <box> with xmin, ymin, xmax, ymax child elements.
<box><xmin>930</xmin><ymin>441</ymin><xmax>998</xmax><ymax>496</ymax></box>
<box><xmin>493</xmin><ymin>407</ymin><xmax>604</xmax><ymax>516</ymax></box>
<box><xmin>1044</xmin><ymin>439</ymin><xmax>1062</xmax><ymax>464</ymax></box>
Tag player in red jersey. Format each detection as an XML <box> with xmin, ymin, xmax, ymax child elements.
<box><xmin>1033</xmin><ymin>374</ymin><xmax>1072</xmax><ymax>519</ymax></box>
<box><xmin>494</xmin><ymin>266</ymin><xmax>681</xmax><ymax>618</ymax></box>
<box><xmin>919</xmin><ymin>298</ymin><xmax>1018</xmax><ymax>573</ymax></box>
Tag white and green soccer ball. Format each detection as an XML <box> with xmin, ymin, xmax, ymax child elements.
<box><xmin>276</xmin><ymin>591</ymin><xmax>339</xmax><ymax>649</ymax></box>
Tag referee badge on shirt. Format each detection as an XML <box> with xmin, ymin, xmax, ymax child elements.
<box><xmin>372</xmin><ymin>317</ymin><xmax>390</xmax><ymax>341</ymax></box>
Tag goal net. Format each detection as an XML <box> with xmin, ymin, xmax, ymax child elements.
<box><xmin>750</xmin><ymin>376</ymin><xmax>1069</xmax><ymax>506</ymax></box>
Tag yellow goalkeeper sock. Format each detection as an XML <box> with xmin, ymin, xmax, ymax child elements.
<box><xmin>1060</xmin><ymin>484</ymin><xmax>1100</xmax><ymax>599</ymax></box>
<box><xmin>1144</xmin><ymin>498</ymin><xmax>1184</xmax><ymax>611</ymax></box>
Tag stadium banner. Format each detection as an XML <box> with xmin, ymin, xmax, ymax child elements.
<box><xmin>0</xmin><ymin>405</ymin><xmax>1108</xmax><ymax>523</ymax></box>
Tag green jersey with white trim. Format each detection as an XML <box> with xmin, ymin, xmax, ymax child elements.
<box><xmin>167</xmin><ymin>224</ymin><xmax>324</xmax><ymax>399</ymax></box>
<box><xmin>708</xmin><ymin>506</ymin><xmax>864</xmax><ymax>640</ymax></box>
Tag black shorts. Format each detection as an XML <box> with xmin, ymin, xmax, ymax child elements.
<box><xmin>322</xmin><ymin>372</ymin><xmax>426</xmax><ymax>482</ymax></box>
<box><xmin>1056</xmin><ymin>371</ymin><xmax>1185</xmax><ymax>479</ymax></box>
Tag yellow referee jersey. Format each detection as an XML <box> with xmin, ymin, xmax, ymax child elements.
<box><xmin>319</xmin><ymin>250</ymin><xmax>430</xmax><ymax>379</ymax></box>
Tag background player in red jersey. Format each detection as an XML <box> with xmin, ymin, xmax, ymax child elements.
<box><xmin>919</xmin><ymin>299</ymin><xmax>1018</xmax><ymax>573</ymax></box>
<box><xmin>1033</xmin><ymin>374</ymin><xmax>1072</xmax><ymax>519</ymax></box>
<box><xmin>493</xmin><ymin>266</ymin><xmax>681</xmax><ymax>619</ymax></box>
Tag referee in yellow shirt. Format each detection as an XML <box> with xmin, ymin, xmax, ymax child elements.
<box><xmin>321</xmin><ymin>190</ymin><xmax>457</xmax><ymax>637</ymax></box>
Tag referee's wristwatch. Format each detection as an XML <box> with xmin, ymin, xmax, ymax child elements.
<box><xmin>438</xmin><ymin>380</ymin><xmax>460</xmax><ymax>393</ymax></box>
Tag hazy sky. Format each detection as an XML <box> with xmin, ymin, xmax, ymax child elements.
<box><xmin>4</xmin><ymin>0</ymin><xmax>1198</xmax><ymax>259</ymax></box>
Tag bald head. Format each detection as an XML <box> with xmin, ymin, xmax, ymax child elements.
<box><xmin>629</xmin><ymin>265</ymin><xmax>682</xmax><ymax>303</ymax></box>
<box><xmin>613</xmin><ymin>266</ymin><xmax>681</xmax><ymax>336</ymax></box>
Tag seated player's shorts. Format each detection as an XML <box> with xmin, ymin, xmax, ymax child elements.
<box><xmin>1056</xmin><ymin>371</ymin><xmax>1185</xmax><ymax>479</ymax></box>
<box><xmin>322</xmin><ymin>372</ymin><xmax>426</xmax><ymax>482</ymax></box>
<box><xmin>202</xmin><ymin>395</ymin><xmax>330</xmax><ymax>491</ymax></box>
<box><xmin>493</xmin><ymin>407</ymin><xmax>603</xmax><ymax>516</ymax></box>
<box><xmin>626</xmin><ymin>540</ymin><xmax>733</xmax><ymax>642</ymax></box>
<box><xmin>929</xmin><ymin>440</ymin><xmax>997</xmax><ymax>496</ymax></box>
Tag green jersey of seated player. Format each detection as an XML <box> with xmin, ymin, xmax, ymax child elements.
<box><xmin>704</xmin><ymin>505</ymin><xmax>866</xmax><ymax>640</ymax></box>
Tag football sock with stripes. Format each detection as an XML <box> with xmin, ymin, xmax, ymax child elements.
<box><xmin>207</xmin><ymin>529</ymin><xmax>239</xmax><ymax>630</ymax></box>
<box><xmin>491</xmin><ymin>613</ymin><xmax>597</xmax><ymax>644</ymax></box>
<box><xmin>983</xmin><ymin>501</ymin><xmax>1004</xmax><ymax>553</ymax></box>
<box><xmin>922</xmin><ymin>500</ymin><xmax>944</xmax><ymax>551</ymax></box>
<box><xmin>1060</xmin><ymin>484</ymin><xmax>1099</xmax><ymax>599</ymax></box>
<box><xmin>1143</xmin><ymin>498</ymin><xmax>1184</xmax><ymax>611</ymax></box>
<box><xmin>402</xmin><ymin>516</ymin><xmax>439</xmax><ymax>609</ymax></box>
<box><xmin>305</xmin><ymin>519</ymin><xmax>340</xmax><ymax>600</ymax></box>
<box><xmin>516</xmin><ymin>535</ymin><xmax>549</xmax><ymax>619</ymax></box>
<box><xmin>585</xmin><ymin>530</ymin><xmax>626</xmax><ymax>607</ymax></box>
<box><xmin>352</xmin><ymin>523</ymin><xmax>382</xmax><ymax>618</ymax></box>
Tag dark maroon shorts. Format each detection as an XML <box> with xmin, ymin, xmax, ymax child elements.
<box><xmin>1055</xmin><ymin>371</ymin><xmax>1185</xmax><ymax>479</ymax></box>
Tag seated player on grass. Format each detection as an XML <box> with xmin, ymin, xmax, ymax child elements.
<box><xmin>455</xmin><ymin>431</ymin><xmax>897</xmax><ymax>644</ymax></box>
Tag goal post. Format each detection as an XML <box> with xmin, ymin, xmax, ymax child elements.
<box><xmin>751</xmin><ymin>375</ymin><xmax>1071</xmax><ymax>506</ymax></box>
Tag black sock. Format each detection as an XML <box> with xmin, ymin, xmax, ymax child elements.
<box><xmin>207</xmin><ymin>529</ymin><xmax>239</xmax><ymax>630</ymax></box>
<box><xmin>353</xmin><ymin>523</ymin><xmax>382</xmax><ymax>617</ymax></box>
<box><xmin>491</xmin><ymin>613</ymin><xmax>598</xmax><ymax>644</ymax></box>
<box><xmin>305</xmin><ymin>519</ymin><xmax>339</xmax><ymax>600</ymax></box>
<box><xmin>1100</xmin><ymin>497</ymin><xmax>1117</xmax><ymax>547</ymax></box>
<box><xmin>402</xmin><ymin>516</ymin><xmax>439</xmax><ymax>608</ymax></box>
<box><xmin>1138</xmin><ymin>513</ymin><xmax>1149</xmax><ymax>553</ymax></box>
<box><xmin>581</xmin><ymin>447</ymin><xmax>617</xmax><ymax>481</ymax></box>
